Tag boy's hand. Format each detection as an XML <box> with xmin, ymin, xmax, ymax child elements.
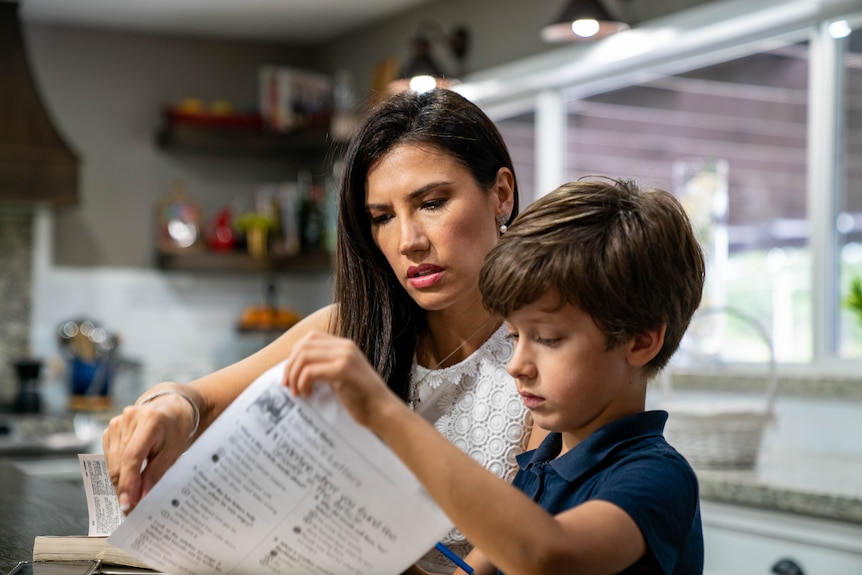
<box><xmin>282</xmin><ymin>331</ymin><xmax>402</xmax><ymax>429</ymax></box>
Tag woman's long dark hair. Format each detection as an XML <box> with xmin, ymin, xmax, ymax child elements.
<box><xmin>333</xmin><ymin>88</ymin><xmax>519</xmax><ymax>401</ymax></box>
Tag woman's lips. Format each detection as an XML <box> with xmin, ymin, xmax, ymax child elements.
<box><xmin>519</xmin><ymin>391</ymin><xmax>545</xmax><ymax>410</ymax></box>
<box><xmin>407</xmin><ymin>264</ymin><xmax>444</xmax><ymax>289</ymax></box>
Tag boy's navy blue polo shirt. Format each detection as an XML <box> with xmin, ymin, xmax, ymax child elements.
<box><xmin>505</xmin><ymin>411</ymin><xmax>703</xmax><ymax>575</ymax></box>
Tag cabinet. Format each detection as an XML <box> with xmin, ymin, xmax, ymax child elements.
<box><xmin>702</xmin><ymin>501</ymin><xmax>862</xmax><ymax>575</ymax></box>
<box><xmin>153</xmin><ymin>109</ymin><xmax>339</xmax><ymax>274</ymax></box>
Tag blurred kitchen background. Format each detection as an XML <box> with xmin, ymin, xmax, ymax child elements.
<box><xmin>3</xmin><ymin>0</ymin><xmax>862</xmax><ymax>571</ymax></box>
<box><xmin>2</xmin><ymin>0</ymin><xmax>744</xmax><ymax>405</ymax></box>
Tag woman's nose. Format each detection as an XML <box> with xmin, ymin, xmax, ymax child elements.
<box><xmin>399</xmin><ymin>219</ymin><xmax>428</xmax><ymax>254</ymax></box>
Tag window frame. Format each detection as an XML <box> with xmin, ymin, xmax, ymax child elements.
<box><xmin>457</xmin><ymin>0</ymin><xmax>862</xmax><ymax>375</ymax></box>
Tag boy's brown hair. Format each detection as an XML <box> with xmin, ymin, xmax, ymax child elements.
<box><xmin>479</xmin><ymin>177</ymin><xmax>705</xmax><ymax>379</ymax></box>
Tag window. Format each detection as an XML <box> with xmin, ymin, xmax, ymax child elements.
<box><xmin>562</xmin><ymin>44</ymin><xmax>811</xmax><ymax>363</ymax></box>
<box><xmin>838</xmin><ymin>24</ymin><xmax>862</xmax><ymax>358</ymax></box>
<box><xmin>470</xmin><ymin>0</ymin><xmax>862</xmax><ymax>371</ymax></box>
<box><xmin>496</xmin><ymin>111</ymin><xmax>536</xmax><ymax>207</ymax></box>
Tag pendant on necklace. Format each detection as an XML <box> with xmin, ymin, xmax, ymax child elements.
<box><xmin>408</xmin><ymin>315</ymin><xmax>499</xmax><ymax>411</ymax></box>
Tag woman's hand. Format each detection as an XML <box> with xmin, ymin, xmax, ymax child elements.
<box><xmin>102</xmin><ymin>383</ymin><xmax>201</xmax><ymax>514</ymax></box>
<box><xmin>282</xmin><ymin>331</ymin><xmax>402</xmax><ymax>429</ymax></box>
<box><xmin>101</xmin><ymin>306</ymin><xmax>337</xmax><ymax>515</ymax></box>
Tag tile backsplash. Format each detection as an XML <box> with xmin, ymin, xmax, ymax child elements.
<box><xmin>0</xmin><ymin>211</ymin><xmax>34</xmax><ymax>402</ymax></box>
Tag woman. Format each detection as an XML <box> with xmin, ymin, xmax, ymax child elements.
<box><xmin>103</xmin><ymin>88</ymin><xmax>536</xmax><ymax>573</ymax></box>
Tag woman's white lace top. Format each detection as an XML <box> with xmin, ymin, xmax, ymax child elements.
<box><xmin>411</xmin><ymin>324</ymin><xmax>532</xmax><ymax>574</ymax></box>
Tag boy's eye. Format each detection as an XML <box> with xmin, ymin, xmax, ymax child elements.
<box><xmin>505</xmin><ymin>332</ymin><xmax>519</xmax><ymax>341</ymax></box>
<box><xmin>535</xmin><ymin>336</ymin><xmax>562</xmax><ymax>346</ymax></box>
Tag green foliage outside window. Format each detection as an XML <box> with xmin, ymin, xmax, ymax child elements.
<box><xmin>845</xmin><ymin>276</ymin><xmax>862</xmax><ymax>326</ymax></box>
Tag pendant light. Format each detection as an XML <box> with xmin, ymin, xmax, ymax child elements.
<box><xmin>541</xmin><ymin>0</ymin><xmax>630</xmax><ymax>43</ymax></box>
<box><xmin>389</xmin><ymin>22</ymin><xmax>470</xmax><ymax>95</ymax></box>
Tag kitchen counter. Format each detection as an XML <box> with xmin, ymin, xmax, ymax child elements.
<box><xmin>658</xmin><ymin>375</ymin><xmax>862</xmax><ymax>526</ymax></box>
<box><xmin>1</xmin><ymin>451</ymin><xmax>860</xmax><ymax>574</ymax></box>
<box><xmin>696</xmin><ymin>450</ymin><xmax>862</xmax><ymax>524</ymax></box>
<box><xmin>0</xmin><ymin>460</ymin><xmax>89</xmax><ymax>574</ymax></box>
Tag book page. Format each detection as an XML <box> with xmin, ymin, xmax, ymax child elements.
<box><xmin>78</xmin><ymin>454</ymin><xmax>125</xmax><ymax>536</ymax></box>
<box><xmin>108</xmin><ymin>361</ymin><xmax>453</xmax><ymax>575</ymax></box>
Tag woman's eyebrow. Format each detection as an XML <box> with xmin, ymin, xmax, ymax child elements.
<box><xmin>407</xmin><ymin>181</ymin><xmax>451</xmax><ymax>200</ymax></box>
<box><xmin>366</xmin><ymin>181</ymin><xmax>452</xmax><ymax>210</ymax></box>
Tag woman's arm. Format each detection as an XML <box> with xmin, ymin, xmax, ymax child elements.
<box><xmin>103</xmin><ymin>304</ymin><xmax>335</xmax><ymax>513</ymax></box>
<box><xmin>190</xmin><ymin>305</ymin><xmax>336</xmax><ymax>430</ymax></box>
<box><xmin>285</xmin><ymin>331</ymin><xmax>646</xmax><ymax>575</ymax></box>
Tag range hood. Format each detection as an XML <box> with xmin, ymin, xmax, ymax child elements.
<box><xmin>0</xmin><ymin>1</ymin><xmax>78</xmax><ymax>206</ymax></box>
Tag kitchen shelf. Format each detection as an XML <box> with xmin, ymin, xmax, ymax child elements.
<box><xmin>152</xmin><ymin>107</ymin><xmax>340</xmax><ymax>276</ymax></box>
<box><xmin>154</xmin><ymin>109</ymin><xmax>334</xmax><ymax>157</ymax></box>
<box><xmin>156</xmin><ymin>250</ymin><xmax>333</xmax><ymax>274</ymax></box>
<box><xmin>237</xmin><ymin>323</ymin><xmax>299</xmax><ymax>334</ymax></box>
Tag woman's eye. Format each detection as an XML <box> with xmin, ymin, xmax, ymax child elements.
<box><xmin>422</xmin><ymin>199</ymin><xmax>446</xmax><ymax>210</ymax></box>
<box><xmin>370</xmin><ymin>213</ymin><xmax>393</xmax><ymax>225</ymax></box>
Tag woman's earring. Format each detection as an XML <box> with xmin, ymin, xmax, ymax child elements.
<box><xmin>497</xmin><ymin>215</ymin><xmax>508</xmax><ymax>234</ymax></box>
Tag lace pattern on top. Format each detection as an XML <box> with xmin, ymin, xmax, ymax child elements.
<box><xmin>411</xmin><ymin>324</ymin><xmax>532</xmax><ymax>574</ymax></box>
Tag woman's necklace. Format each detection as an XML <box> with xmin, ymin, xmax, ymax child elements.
<box><xmin>408</xmin><ymin>314</ymin><xmax>500</xmax><ymax>410</ymax></box>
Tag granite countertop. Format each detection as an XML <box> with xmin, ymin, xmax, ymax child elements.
<box><xmin>0</xmin><ymin>460</ymin><xmax>89</xmax><ymax>574</ymax></box>
<box><xmin>696</xmin><ymin>450</ymin><xmax>862</xmax><ymax>524</ymax></box>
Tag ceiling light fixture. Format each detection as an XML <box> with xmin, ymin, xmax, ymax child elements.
<box><xmin>541</xmin><ymin>0</ymin><xmax>630</xmax><ymax>43</ymax></box>
<box><xmin>389</xmin><ymin>21</ymin><xmax>470</xmax><ymax>94</ymax></box>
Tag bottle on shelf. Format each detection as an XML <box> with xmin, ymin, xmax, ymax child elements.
<box><xmin>300</xmin><ymin>182</ymin><xmax>325</xmax><ymax>254</ymax></box>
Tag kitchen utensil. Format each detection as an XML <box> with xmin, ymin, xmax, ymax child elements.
<box><xmin>57</xmin><ymin>318</ymin><xmax>120</xmax><ymax>411</ymax></box>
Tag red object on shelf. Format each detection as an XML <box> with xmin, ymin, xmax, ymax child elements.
<box><xmin>163</xmin><ymin>108</ymin><xmax>264</xmax><ymax>131</ymax></box>
<box><xmin>208</xmin><ymin>207</ymin><xmax>236</xmax><ymax>251</ymax></box>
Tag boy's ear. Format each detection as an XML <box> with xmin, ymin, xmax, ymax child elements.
<box><xmin>626</xmin><ymin>323</ymin><xmax>667</xmax><ymax>368</ymax></box>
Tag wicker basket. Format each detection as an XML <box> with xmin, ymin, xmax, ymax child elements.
<box><xmin>659</xmin><ymin>306</ymin><xmax>778</xmax><ymax>468</ymax></box>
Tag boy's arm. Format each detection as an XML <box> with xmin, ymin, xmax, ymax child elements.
<box><xmin>371</xmin><ymin>396</ymin><xmax>645</xmax><ymax>574</ymax></box>
<box><xmin>284</xmin><ymin>332</ymin><xmax>646</xmax><ymax>575</ymax></box>
<box><xmin>457</xmin><ymin>548</ymin><xmax>496</xmax><ymax>575</ymax></box>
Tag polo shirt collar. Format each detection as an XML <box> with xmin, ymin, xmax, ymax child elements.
<box><xmin>516</xmin><ymin>410</ymin><xmax>669</xmax><ymax>482</ymax></box>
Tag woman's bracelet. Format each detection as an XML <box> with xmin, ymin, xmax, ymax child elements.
<box><xmin>136</xmin><ymin>389</ymin><xmax>201</xmax><ymax>439</ymax></box>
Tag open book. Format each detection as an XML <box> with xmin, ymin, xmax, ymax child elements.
<box><xmin>31</xmin><ymin>455</ymin><xmax>155</xmax><ymax>571</ymax></box>
<box><xmin>41</xmin><ymin>361</ymin><xmax>453</xmax><ymax>575</ymax></box>
<box><xmin>32</xmin><ymin>537</ymin><xmax>149</xmax><ymax>570</ymax></box>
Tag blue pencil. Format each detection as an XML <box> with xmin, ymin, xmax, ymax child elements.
<box><xmin>435</xmin><ymin>541</ymin><xmax>474</xmax><ymax>574</ymax></box>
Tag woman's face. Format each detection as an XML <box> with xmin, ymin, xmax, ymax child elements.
<box><xmin>366</xmin><ymin>143</ymin><xmax>513</xmax><ymax>313</ymax></box>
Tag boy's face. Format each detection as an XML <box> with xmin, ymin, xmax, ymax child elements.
<box><xmin>504</xmin><ymin>290</ymin><xmax>646</xmax><ymax>448</ymax></box>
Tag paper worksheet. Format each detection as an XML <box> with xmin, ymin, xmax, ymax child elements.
<box><xmin>108</xmin><ymin>361</ymin><xmax>453</xmax><ymax>575</ymax></box>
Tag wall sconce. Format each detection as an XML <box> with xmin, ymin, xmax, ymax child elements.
<box><xmin>541</xmin><ymin>0</ymin><xmax>629</xmax><ymax>43</ymax></box>
<box><xmin>389</xmin><ymin>21</ymin><xmax>470</xmax><ymax>94</ymax></box>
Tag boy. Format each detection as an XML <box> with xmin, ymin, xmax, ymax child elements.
<box><xmin>284</xmin><ymin>177</ymin><xmax>706</xmax><ymax>574</ymax></box>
